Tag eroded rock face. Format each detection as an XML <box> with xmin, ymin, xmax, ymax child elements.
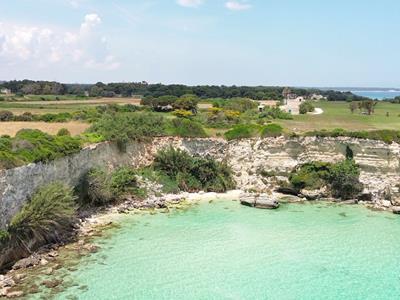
<box><xmin>1</xmin><ymin>136</ymin><xmax>400</xmax><ymax>229</ymax></box>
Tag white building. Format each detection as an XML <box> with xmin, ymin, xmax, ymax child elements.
<box><xmin>0</xmin><ymin>88</ymin><xmax>11</xmax><ymax>95</ymax></box>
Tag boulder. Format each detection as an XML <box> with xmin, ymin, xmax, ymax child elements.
<box><xmin>240</xmin><ymin>193</ymin><xmax>279</xmax><ymax>209</ymax></box>
<box><xmin>240</xmin><ymin>196</ymin><xmax>256</xmax><ymax>207</ymax></box>
<box><xmin>5</xmin><ymin>290</ymin><xmax>24</xmax><ymax>298</ymax></box>
<box><xmin>12</xmin><ymin>255</ymin><xmax>40</xmax><ymax>270</ymax></box>
<box><xmin>300</xmin><ymin>188</ymin><xmax>328</xmax><ymax>200</ymax></box>
<box><xmin>255</xmin><ymin>199</ymin><xmax>280</xmax><ymax>209</ymax></box>
<box><xmin>0</xmin><ymin>276</ymin><xmax>15</xmax><ymax>288</ymax></box>
<box><xmin>392</xmin><ymin>207</ymin><xmax>400</xmax><ymax>214</ymax></box>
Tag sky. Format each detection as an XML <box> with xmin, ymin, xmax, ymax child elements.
<box><xmin>0</xmin><ymin>0</ymin><xmax>400</xmax><ymax>87</ymax></box>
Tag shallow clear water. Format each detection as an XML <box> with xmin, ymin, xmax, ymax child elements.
<box><xmin>351</xmin><ymin>90</ymin><xmax>400</xmax><ymax>100</ymax></box>
<box><xmin>52</xmin><ymin>201</ymin><xmax>400</xmax><ymax>299</ymax></box>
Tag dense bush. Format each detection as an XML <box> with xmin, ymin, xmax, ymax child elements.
<box><xmin>259</xmin><ymin>107</ymin><xmax>293</xmax><ymax>120</ymax></box>
<box><xmin>38</xmin><ymin>112</ymin><xmax>72</xmax><ymax>123</ymax></box>
<box><xmin>328</xmin><ymin>160</ymin><xmax>363</xmax><ymax>199</ymax></box>
<box><xmin>0</xmin><ymin>110</ymin><xmax>14</xmax><ymax>121</ymax></box>
<box><xmin>211</xmin><ymin>97</ymin><xmax>257</xmax><ymax>112</ymax></box>
<box><xmin>172</xmin><ymin>94</ymin><xmax>199</xmax><ymax>112</ymax></box>
<box><xmin>289</xmin><ymin>162</ymin><xmax>332</xmax><ymax>190</ymax></box>
<box><xmin>299</xmin><ymin>101</ymin><xmax>315</xmax><ymax>114</ymax></box>
<box><xmin>88</xmin><ymin>112</ymin><xmax>166</xmax><ymax>149</ymax></box>
<box><xmin>86</xmin><ymin>167</ymin><xmax>141</xmax><ymax>206</ymax></box>
<box><xmin>288</xmin><ymin>160</ymin><xmax>362</xmax><ymax>200</ymax></box>
<box><xmin>168</xmin><ymin>118</ymin><xmax>207</xmax><ymax>138</ymax></box>
<box><xmin>86</xmin><ymin>168</ymin><xmax>116</xmax><ymax>205</ymax></box>
<box><xmin>205</xmin><ymin>107</ymin><xmax>241</xmax><ymax>128</ymax></box>
<box><xmin>224</xmin><ymin>124</ymin><xmax>260</xmax><ymax>140</ymax></box>
<box><xmin>0</xmin><ymin>129</ymin><xmax>82</xmax><ymax>169</ymax></box>
<box><xmin>57</xmin><ymin>128</ymin><xmax>71</xmax><ymax>136</ymax></box>
<box><xmin>153</xmin><ymin>147</ymin><xmax>235</xmax><ymax>192</ymax></box>
<box><xmin>0</xmin><ymin>183</ymin><xmax>76</xmax><ymax>269</ymax></box>
<box><xmin>261</xmin><ymin>123</ymin><xmax>283</xmax><ymax>137</ymax></box>
<box><xmin>141</xmin><ymin>95</ymin><xmax>178</xmax><ymax>111</ymax></box>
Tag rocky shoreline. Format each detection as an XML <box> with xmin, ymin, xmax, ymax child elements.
<box><xmin>0</xmin><ymin>190</ymin><xmax>241</xmax><ymax>298</ymax></box>
<box><xmin>2</xmin><ymin>186</ymin><xmax>400</xmax><ymax>298</ymax></box>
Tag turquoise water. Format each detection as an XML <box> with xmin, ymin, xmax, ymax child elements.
<box><xmin>52</xmin><ymin>201</ymin><xmax>400</xmax><ymax>299</ymax></box>
<box><xmin>351</xmin><ymin>90</ymin><xmax>400</xmax><ymax>100</ymax></box>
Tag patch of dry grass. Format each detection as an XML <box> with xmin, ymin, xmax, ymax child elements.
<box><xmin>0</xmin><ymin>121</ymin><xmax>90</xmax><ymax>136</ymax></box>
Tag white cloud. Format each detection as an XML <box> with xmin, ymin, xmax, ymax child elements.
<box><xmin>0</xmin><ymin>13</ymin><xmax>119</xmax><ymax>70</ymax></box>
<box><xmin>177</xmin><ymin>0</ymin><xmax>204</xmax><ymax>8</ymax></box>
<box><xmin>225</xmin><ymin>1</ymin><xmax>252</xmax><ymax>11</ymax></box>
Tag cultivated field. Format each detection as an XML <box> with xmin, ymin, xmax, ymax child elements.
<box><xmin>0</xmin><ymin>121</ymin><xmax>90</xmax><ymax>136</ymax></box>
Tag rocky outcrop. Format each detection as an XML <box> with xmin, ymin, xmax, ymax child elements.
<box><xmin>240</xmin><ymin>193</ymin><xmax>279</xmax><ymax>209</ymax></box>
<box><xmin>1</xmin><ymin>136</ymin><xmax>400</xmax><ymax>229</ymax></box>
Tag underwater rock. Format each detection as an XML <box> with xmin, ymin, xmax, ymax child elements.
<box><xmin>42</xmin><ymin>279</ymin><xmax>62</xmax><ymax>289</ymax></box>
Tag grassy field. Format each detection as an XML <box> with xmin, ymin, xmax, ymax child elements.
<box><xmin>2</xmin><ymin>98</ymin><xmax>400</xmax><ymax>137</ymax></box>
<box><xmin>0</xmin><ymin>97</ymin><xmax>141</xmax><ymax>115</ymax></box>
<box><xmin>0</xmin><ymin>121</ymin><xmax>90</xmax><ymax>136</ymax></box>
<box><xmin>275</xmin><ymin>101</ymin><xmax>400</xmax><ymax>133</ymax></box>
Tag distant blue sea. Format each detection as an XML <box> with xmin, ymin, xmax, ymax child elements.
<box><xmin>350</xmin><ymin>90</ymin><xmax>400</xmax><ymax>100</ymax></box>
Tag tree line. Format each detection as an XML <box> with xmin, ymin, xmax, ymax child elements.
<box><xmin>0</xmin><ymin>80</ymin><xmax>368</xmax><ymax>101</ymax></box>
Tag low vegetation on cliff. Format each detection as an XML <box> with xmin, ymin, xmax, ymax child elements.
<box><xmin>305</xmin><ymin>128</ymin><xmax>400</xmax><ymax>144</ymax></box>
<box><xmin>0</xmin><ymin>183</ymin><xmax>76</xmax><ymax>269</ymax></box>
<box><xmin>85</xmin><ymin>167</ymin><xmax>145</xmax><ymax>205</ymax></box>
<box><xmin>145</xmin><ymin>147</ymin><xmax>236</xmax><ymax>193</ymax></box>
<box><xmin>286</xmin><ymin>159</ymin><xmax>363</xmax><ymax>200</ymax></box>
<box><xmin>0</xmin><ymin>129</ymin><xmax>82</xmax><ymax>169</ymax></box>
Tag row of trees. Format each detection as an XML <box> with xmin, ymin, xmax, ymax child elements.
<box><xmin>349</xmin><ymin>100</ymin><xmax>378</xmax><ymax>115</ymax></box>
<box><xmin>0</xmin><ymin>80</ymin><xmax>367</xmax><ymax>101</ymax></box>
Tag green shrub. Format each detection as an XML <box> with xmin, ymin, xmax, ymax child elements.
<box><xmin>261</xmin><ymin>123</ymin><xmax>283</xmax><ymax>137</ymax></box>
<box><xmin>168</xmin><ymin>118</ymin><xmax>207</xmax><ymax>138</ymax></box>
<box><xmin>328</xmin><ymin>159</ymin><xmax>362</xmax><ymax>200</ymax></box>
<box><xmin>39</xmin><ymin>112</ymin><xmax>72</xmax><ymax>123</ymax></box>
<box><xmin>0</xmin><ymin>110</ymin><xmax>14</xmax><ymax>121</ymax></box>
<box><xmin>299</xmin><ymin>101</ymin><xmax>315</xmax><ymax>114</ymax></box>
<box><xmin>0</xmin><ymin>129</ymin><xmax>82</xmax><ymax>169</ymax></box>
<box><xmin>7</xmin><ymin>183</ymin><xmax>76</xmax><ymax>256</ymax></box>
<box><xmin>205</xmin><ymin>108</ymin><xmax>241</xmax><ymax>128</ymax></box>
<box><xmin>110</xmin><ymin>167</ymin><xmax>138</xmax><ymax>195</ymax></box>
<box><xmin>0</xmin><ymin>230</ymin><xmax>9</xmax><ymax>244</ymax></box>
<box><xmin>57</xmin><ymin>128</ymin><xmax>71</xmax><ymax>136</ymax></box>
<box><xmin>86</xmin><ymin>168</ymin><xmax>115</xmax><ymax>205</ymax></box>
<box><xmin>79</xmin><ymin>133</ymin><xmax>106</xmax><ymax>144</ymax></box>
<box><xmin>259</xmin><ymin>107</ymin><xmax>293</xmax><ymax>120</ymax></box>
<box><xmin>288</xmin><ymin>160</ymin><xmax>362</xmax><ymax>200</ymax></box>
<box><xmin>211</xmin><ymin>98</ymin><xmax>257</xmax><ymax>113</ymax></box>
<box><xmin>86</xmin><ymin>167</ymin><xmax>140</xmax><ymax>205</ymax></box>
<box><xmin>153</xmin><ymin>147</ymin><xmax>194</xmax><ymax>178</ymax></box>
<box><xmin>153</xmin><ymin>147</ymin><xmax>235</xmax><ymax>193</ymax></box>
<box><xmin>224</xmin><ymin>124</ymin><xmax>260</xmax><ymax>140</ymax></box>
<box><xmin>172</xmin><ymin>94</ymin><xmax>199</xmax><ymax>112</ymax></box>
<box><xmin>88</xmin><ymin>112</ymin><xmax>166</xmax><ymax>150</ymax></box>
<box><xmin>289</xmin><ymin>162</ymin><xmax>332</xmax><ymax>191</ymax></box>
<box><xmin>14</xmin><ymin>112</ymin><xmax>34</xmax><ymax>121</ymax></box>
